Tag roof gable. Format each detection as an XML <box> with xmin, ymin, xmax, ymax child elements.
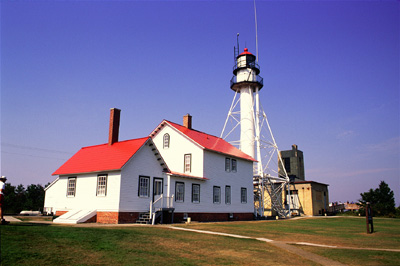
<box><xmin>53</xmin><ymin>137</ymin><xmax>150</xmax><ymax>176</ymax></box>
<box><xmin>151</xmin><ymin>120</ymin><xmax>256</xmax><ymax>162</ymax></box>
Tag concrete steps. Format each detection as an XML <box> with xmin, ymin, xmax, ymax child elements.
<box><xmin>136</xmin><ymin>212</ymin><xmax>152</xmax><ymax>224</ymax></box>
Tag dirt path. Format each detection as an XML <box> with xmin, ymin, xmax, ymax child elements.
<box><xmin>271</xmin><ymin>241</ymin><xmax>346</xmax><ymax>266</ymax></box>
<box><xmin>169</xmin><ymin>227</ymin><xmax>347</xmax><ymax>266</ymax></box>
<box><xmin>290</xmin><ymin>241</ymin><xmax>400</xmax><ymax>253</ymax></box>
<box><xmin>3</xmin><ymin>216</ymin><xmax>22</xmax><ymax>222</ymax></box>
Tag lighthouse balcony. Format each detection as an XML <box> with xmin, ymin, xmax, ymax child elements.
<box><xmin>230</xmin><ymin>75</ymin><xmax>263</xmax><ymax>90</ymax></box>
<box><xmin>233</xmin><ymin>61</ymin><xmax>260</xmax><ymax>75</ymax></box>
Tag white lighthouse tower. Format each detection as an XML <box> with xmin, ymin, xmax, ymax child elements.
<box><xmin>230</xmin><ymin>48</ymin><xmax>263</xmax><ymax>159</ymax></box>
<box><xmin>222</xmin><ymin>45</ymin><xmax>291</xmax><ymax>218</ymax></box>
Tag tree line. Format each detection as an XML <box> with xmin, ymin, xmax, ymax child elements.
<box><xmin>3</xmin><ymin>183</ymin><xmax>47</xmax><ymax>214</ymax></box>
<box><xmin>359</xmin><ymin>180</ymin><xmax>398</xmax><ymax>217</ymax></box>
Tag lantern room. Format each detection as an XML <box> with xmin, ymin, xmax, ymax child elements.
<box><xmin>230</xmin><ymin>48</ymin><xmax>263</xmax><ymax>92</ymax></box>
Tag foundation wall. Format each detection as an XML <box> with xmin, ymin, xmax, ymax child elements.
<box><xmin>174</xmin><ymin>212</ymin><xmax>253</xmax><ymax>223</ymax></box>
<box><xmin>56</xmin><ymin>211</ymin><xmax>253</xmax><ymax>224</ymax></box>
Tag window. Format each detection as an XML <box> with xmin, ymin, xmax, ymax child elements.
<box><xmin>241</xmin><ymin>187</ymin><xmax>247</xmax><ymax>203</ymax></box>
<box><xmin>283</xmin><ymin>157</ymin><xmax>291</xmax><ymax>172</ymax></box>
<box><xmin>231</xmin><ymin>159</ymin><xmax>237</xmax><ymax>172</ymax></box>
<box><xmin>67</xmin><ymin>177</ymin><xmax>76</xmax><ymax>197</ymax></box>
<box><xmin>175</xmin><ymin>182</ymin><xmax>185</xmax><ymax>202</ymax></box>
<box><xmin>213</xmin><ymin>186</ymin><xmax>221</xmax><ymax>204</ymax></box>
<box><xmin>163</xmin><ymin>133</ymin><xmax>170</xmax><ymax>149</ymax></box>
<box><xmin>192</xmin><ymin>184</ymin><xmax>200</xmax><ymax>203</ymax></box>
<box><xmin>225</xmin><ymin>186</ymin><xmax>231</xmax><ymax>204</ymax></box>
<box><xmin>226</xmin><ymin>158</ymin><xmax>237</xmax><ymax>172</ymax></box>
<box><xmin>225</xmin><ymin>158</ymin><xmax>230</xmax><ymax>172</ymax></box>
<box><xmin>96</xmin><ymin>174</ymin><xmax>107</xmax><ymax>196</ymax></box>
<box><xmin>138</xmin><ymin>176</ymin><xmax>150</xmax><ymax>197</ymax></box>
<box><xmin>184</xmin><ymin>154</ymin><xmax>191</xmax><ymax>173</ymax></box>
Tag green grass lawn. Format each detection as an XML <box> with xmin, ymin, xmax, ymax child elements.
<box><xmin>177</xmin><ymin>216</ymin><xmax>400</xmax><ymax>265</ymax></box>
<box><xmin>1</xmin><ymin>217</ymin><xmax>399</xmax><ymax>265</ymax></box>
<box><xmin>1</xmin><ymin>223</ymin><xmax>314</xmax><ymax>266</ymax></box>
<box><xmin>178</xmin><ymin>217</ymin><xmax>400</xmax><ymax>249</ymax></box>
<box><xmin>297</xmin><ymin>246</ymin><xmax>400</xmax><ymax>266</ymax></box>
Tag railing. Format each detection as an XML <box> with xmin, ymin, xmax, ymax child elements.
<box><xmin>149</xmin><ymin>194</ymin><xmax>174</xmax><ymax>225</ymax></box>
<box><xmin>230</xmin><ymin>75</ymin><xmax>264</xmax><ymax>88</ymax></box>
<box><xmin>233</xmin><ymin>61</ymin><xmax>260</xmax><ymax>72</ymax></box>
<box><xmin>43</xmin><ymin>207</ymin><xmax>53</xmax><ymax>216</ymax></box>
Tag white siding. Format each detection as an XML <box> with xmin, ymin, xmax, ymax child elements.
<box><xmin>44</xmin><ymin>178</ymin><xmax>61</xmax><ymax>213</ymax></box>
<box><xmin>118</xmin><ymin>141</ymin><xmax>167</xmax><ymax>212</ymax></box>
<box><xmin>168</xmin><ymin>151</ymin><xmax>254</xmax><ymax>214</ymax></box>
<box><xmin>44</xmin><ymin>171</ymin><xmax>122</xmax><ymax>213</ymax></box>
<box><xmin>202</xmin><ymin>150</ymin><xmax>254</xmax><ymax>213</ymax></box>
<box><xmin>152</xmin><ymin>124</ymin><xmax>254</xmax><ymax>214</ymax></box>
<box><xmin>153</xmin><ymin>125</ymin><xmax>204</xmax><ymax>177</ymax></box>
<box><xmin>170</xmin><ymin>176</ymin><xmax>206</xmax><ymax>213</ymax></box>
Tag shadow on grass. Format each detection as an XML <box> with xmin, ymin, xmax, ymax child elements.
<box><xmin>8</xmin><ymin>222</ymin><xmax>52</xmax><ymax>227</ymax></box>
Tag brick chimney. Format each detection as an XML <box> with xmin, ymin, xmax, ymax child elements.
<box><xmin>183</xmin><ymin>114</ymin><xmax>192</xmax><ymax>129</ymax></box>
<box><xmin>108</xmin><ymin>108</ymin><xmax>121</xmax><ymax>145</ymax></box>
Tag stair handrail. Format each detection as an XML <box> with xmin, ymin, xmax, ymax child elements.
<box><xmin>153</xmin><ymin>194</ymin><xmax>164</xmax><ymax>209</ymax></box>
<box><xmin>150</xmin><ymin>194</ymin><xmax>175</xmax><ymax>225</ymax></box>
<box><xmin>151</xmin><ymin>195</ymin><xmax>163</xmax><ymax>225</ymax></box>
<box><xmin>150</xmin><ymin>194</ymin><xmax>164</xmax><ymax>224</ymax></box>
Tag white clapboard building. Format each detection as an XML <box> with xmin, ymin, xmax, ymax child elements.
<box><xmin>44</xmin><ymin>109</ymin><xmax>255</xmax><ymax>224</ymax></box>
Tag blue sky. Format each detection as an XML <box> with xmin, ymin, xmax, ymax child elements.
<box><xmin>1</xmin><ymin>0</ymin><xmax>399</xmax><ymax>205</ymax></box>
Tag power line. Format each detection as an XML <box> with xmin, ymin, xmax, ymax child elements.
<box><xmin>1</xmin><ymin>142</ymin><xmax>74</xmax><ymax>155</ymax></box>
<box><xmin>2</xmin><ymin>151</ymin><xmax>69</xmax><ymax>161</ymax></box>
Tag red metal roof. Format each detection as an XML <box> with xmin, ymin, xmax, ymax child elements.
<box><xmin>53</xmin><ymin>137</ymin><xmax>149</xmax><ymax>176</ymax></box>
<box><xmin>239</xmin><ymin>48</ymin><xmax>253</xmax><ymax>56</ymax></box>
<box><xmin>152</xmin><ymin>120</ymin><xmax>256</xmax><ymax>162</ymax></box>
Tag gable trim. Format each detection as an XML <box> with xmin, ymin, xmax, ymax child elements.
<box><xmin>150</xmin><ymin>120</ymin><xmax>204</xmax><ymax>150</ymax></box>
<box><xmin>44</xmin><ymin>177</ymin><xmax>59</xmax><ymax>191</ymax></box>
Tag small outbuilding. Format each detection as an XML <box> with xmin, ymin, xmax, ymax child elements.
<box><xmin>288</xmin><ymin>181</ymin><xmax>329</xmax><ymax>216</ymax></box>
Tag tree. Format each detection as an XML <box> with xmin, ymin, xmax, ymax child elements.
<box><xmin>3</xmin><ymin>183</ymin><xmax>46</xmax><ymax>214</ymax></box>
<box><xmin>359</xmin><ymin>181</ymin><xmax>396</xmax><ymax>216</ymax></box>
<box><xmin>3</xmin><ymin>183</ymin><xmax>16</xmax><ymax>213</ymax></box>
<box><xmin>14</xmin><ymin>184</ymin><xmax>27</xmax><ymax>213</ymax></box>
<box><xmin>25</xmin><ymin>184</ymin><xmax>45</xmax><ymax>211</ymax></box>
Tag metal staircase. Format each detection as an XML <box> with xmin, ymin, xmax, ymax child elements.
<box><xmin>254</xmin><ymin>176</ymin><xmax>289</xmax><ymax>218</ymax></box>
<box><xmin>264</xmin><ymin>181</ymin><xmax>288</xmax><ymax>218</ymax></box>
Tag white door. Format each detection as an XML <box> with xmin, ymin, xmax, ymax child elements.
<box><xmin>153</xmin><ymin>178</ymin><xmax>163</xmax><ymax>203</ymax></box>
<box><xmin>288</xmin><ymin>194</ymin><xmax>300</xmax><ymax>210</ymax></box>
